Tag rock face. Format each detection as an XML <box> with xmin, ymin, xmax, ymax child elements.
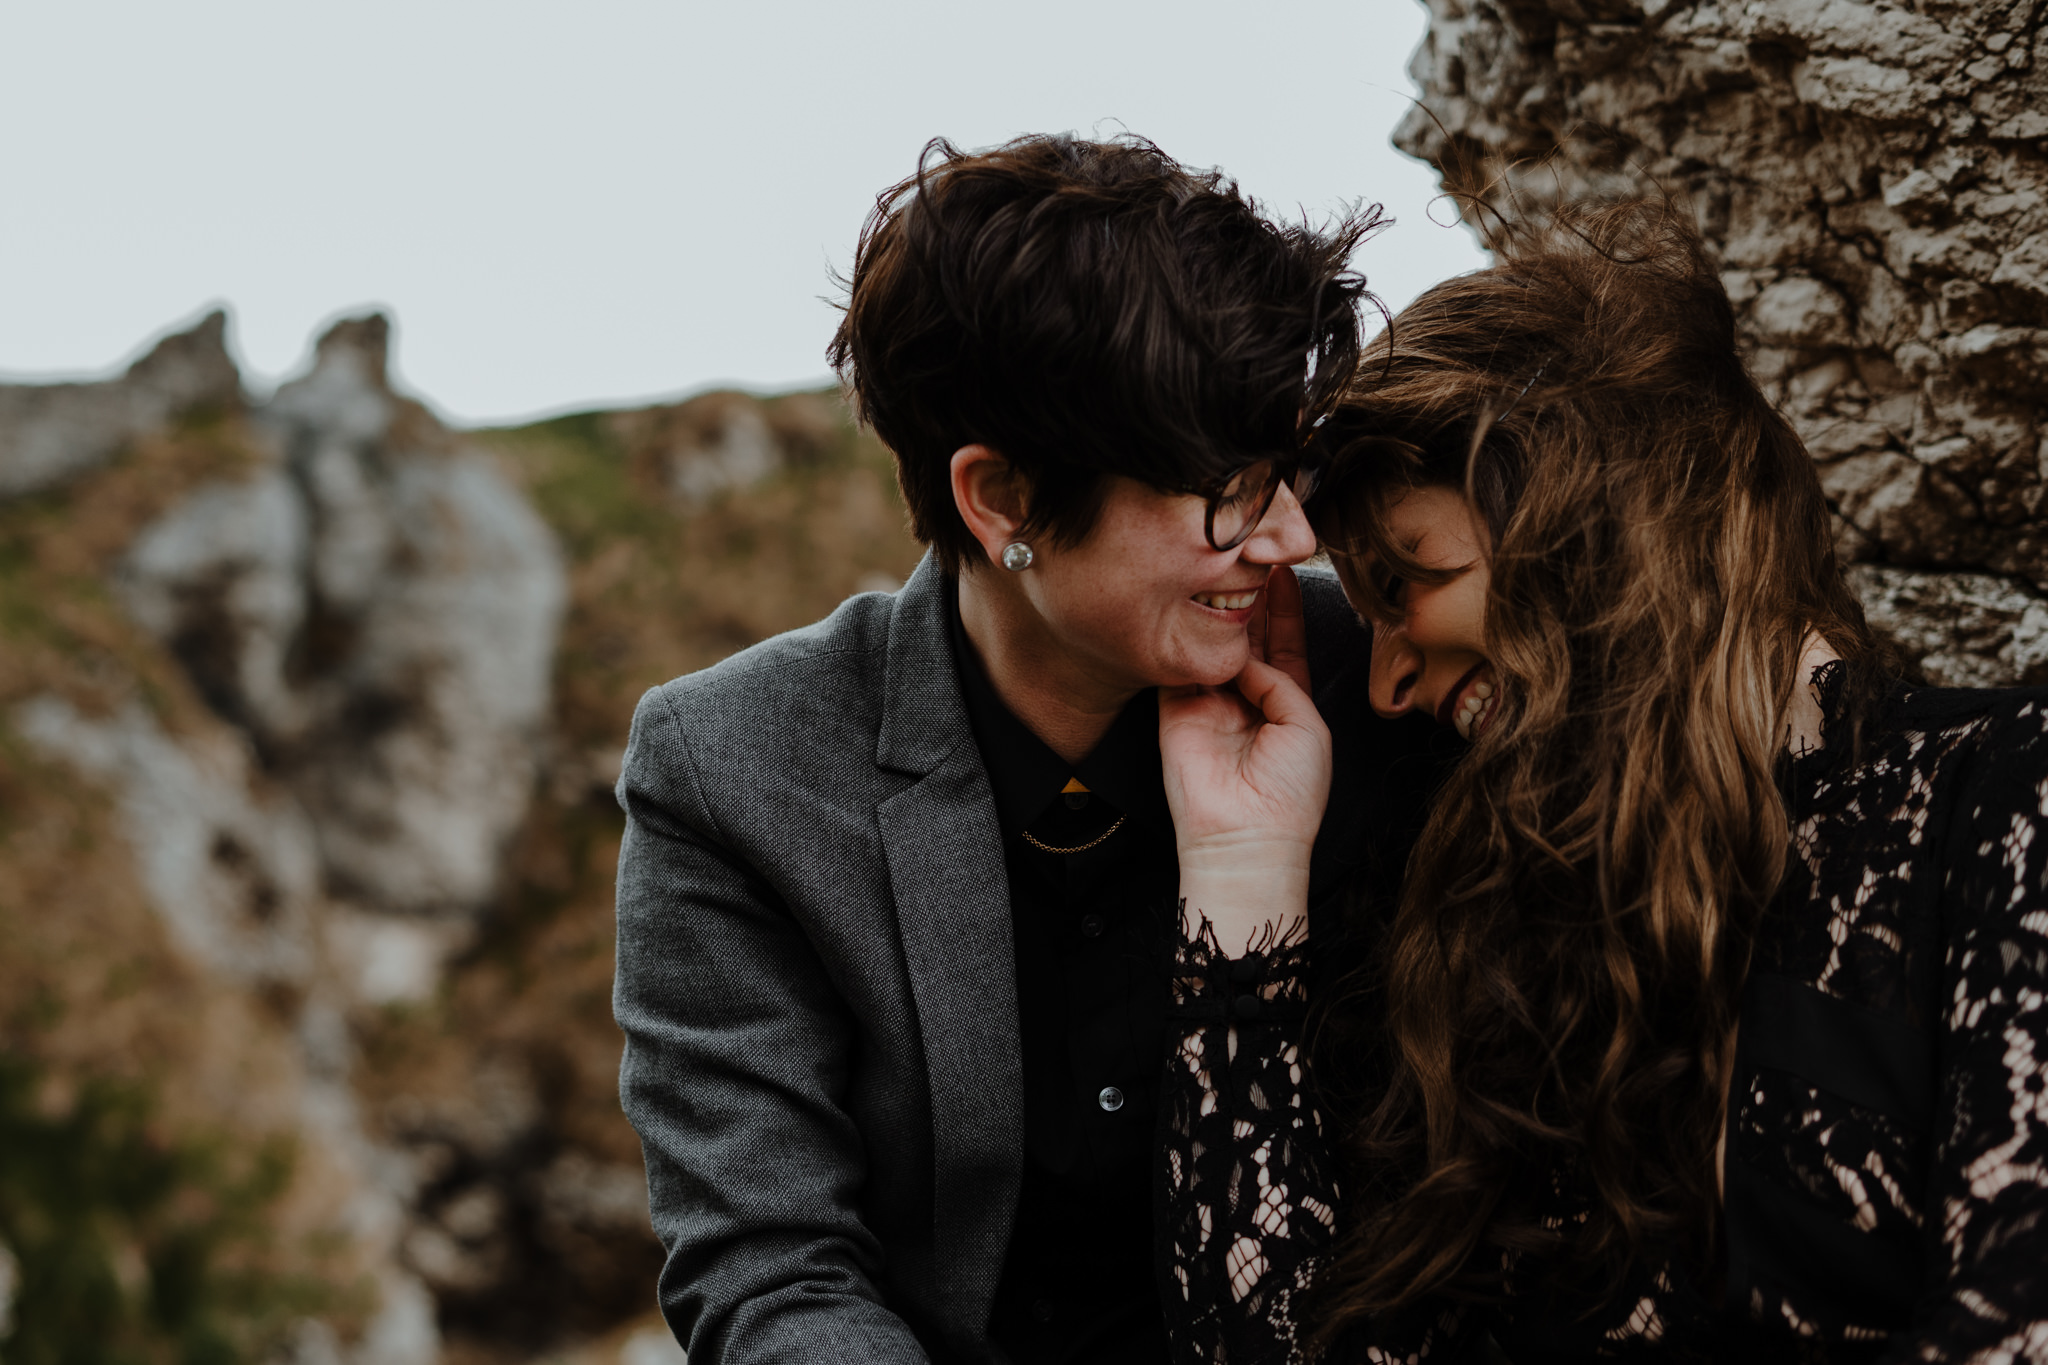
<box><xmin>1</xmin><ymin>309</ymin><xmax>568</xmax><ymax>1365</ymax></box>
<box><xmin>0</xmin><ymin>304</ymin><xmax>922</xmax><ymax>1363</ymax></box>
<box><xmin>1400</xmin><ymin>0</ymin><xmax>2048</xmax><ymax>684</ymax></box>
<box><xmin>13</xmin><ymin>695</ymin><xmax>322</xmax><ymax>986</ymax></box>
<box><xmin>118</xmin><ymin>316</ymin><xmax>568</xmax><ymax>925</ymax></box>
<box><xmin>0</xmin><ymin>311</ymin><xmax>242</xmax><ymax>497</ymax></box>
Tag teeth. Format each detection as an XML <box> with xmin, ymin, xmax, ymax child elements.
<box><xmin>1453</xmin><ymin>686</ymin><xmax>1498</xmax><ymax>741</ymax></box>
<box><xmin>1194</xmin><ymin>591</ymin><xmax>1258</xmax><ymax>611</ymax></box>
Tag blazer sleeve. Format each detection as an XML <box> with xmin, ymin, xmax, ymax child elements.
<box><xmin>612</xmin><ymin>684</ymin><xmax>932</xmax><ymax>1365</ymax></box>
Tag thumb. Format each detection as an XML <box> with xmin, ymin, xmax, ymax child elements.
<box><xmin>1261</xmin><ymin>565</ymin><xmax>1311</xmax><ymax>696</ymax></box>
<box><xmin>1233</xmin><ymin>655</ymin><xmax>1327</xmax><ymax>737</ymax></box>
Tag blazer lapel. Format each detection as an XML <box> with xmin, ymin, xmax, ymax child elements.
<box><xmin>876</xmin><ymin>554</ymin><xmax>1022</xmax><ymax>1314</ymax></box>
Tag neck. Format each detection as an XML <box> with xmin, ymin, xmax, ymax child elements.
<box><xmin>1784</xmin><ymin>630</ymin><xmax>1842</xmax><ymax>756</ymax></box>
<box><xmin>957</xmin><ymin>567</ymin><xmax>1139</xmax><ymax>765</ymax></box>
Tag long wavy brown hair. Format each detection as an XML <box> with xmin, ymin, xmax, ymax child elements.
<box><xmin>1304</xmin><ymin>200</ymin><xmax>1885</xmax><ymax>1332</ymax></box>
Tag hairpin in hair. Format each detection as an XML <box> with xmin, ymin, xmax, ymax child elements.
<box><xmin>1497</xmin><ymin>362</ymin><xmax>1549</xmax><ymax>422</ymax></box>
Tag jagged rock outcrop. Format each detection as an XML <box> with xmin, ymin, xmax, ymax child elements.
<box><xmin>0</xmin><ymin>300</ymin><xmax>919</xmax><ymax>1363</ymax></box>
<box><xmin>2</xmin><ymin>309</ymin><xmax>568</xmax><ymax>1365</ymax></box>
<box><xmin>1400</xmin><ymin>0</ymin><xmax>2048</xmax><ymax>683</ymax></box>
<box><xmin>118</xmin><ymin>315</ymin><xmax>568</xmax><ymax>928</ymax></box>
<box><xmin>0</xmin><ymin>311</ymin><xmax>242</xmax><ymax>497</ymax></box>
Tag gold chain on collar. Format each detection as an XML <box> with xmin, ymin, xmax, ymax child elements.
<box><xmin>1019</xmin><ymin>815</ymin><xmax>1127</xmax><ymax>856</ymax></box>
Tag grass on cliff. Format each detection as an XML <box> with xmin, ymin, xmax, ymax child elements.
<box><xmin>477</xmin><ymin>388</ymin><xmax>924</xmax><ymax>750</ymax></box>
<box><xmin>0</xmin><ymin>1060</ymin><xmax>338</xmax><ymax>1365</ymax></box>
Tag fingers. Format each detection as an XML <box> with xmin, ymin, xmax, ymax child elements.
<box><xmin>1247</xmin><ymin>582</ymin><xmax>1267</xmax><ymax>665</ymax></box>
<box><xmin>1159</xmin><ymin>682</ymin><xmax>1257</xmax><ymax>738</ymax></box>
<box><xmin>1261</xmin><ymin>565</ymin><xmax>1311</xmax><ymax>696</ymax></box>
<box><xmin>1233</xmin><ymin>656</ymin><xmax>1329</xmax><ymax>738</ymax></box>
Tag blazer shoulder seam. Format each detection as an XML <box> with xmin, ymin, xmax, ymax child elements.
<box><xmin>646</xmin><ymin>683</ymin><xmax>730</xmax><ymax>849</ymax></box>
<box><xmin>667</xmin><ymin>637</ymin><xmax>886</xmax><ymax>698</ymax></box>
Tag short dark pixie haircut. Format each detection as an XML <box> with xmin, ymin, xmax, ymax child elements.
<box><xmin>829</xmin><ymin>134</ymin><xmax>1382</xmax><ymax>572</ymax></box>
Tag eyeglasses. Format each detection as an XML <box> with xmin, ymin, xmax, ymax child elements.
<box><xmin>1200</xmin><ymin>451</ymin><xmax>1326</xmax><ymax>552</ymax></box>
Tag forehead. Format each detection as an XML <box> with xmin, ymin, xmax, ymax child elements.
<box><xmin>1383</xmin><ymin>484</ymin><xmax>1483</xmax><ymax>555</ymax></box>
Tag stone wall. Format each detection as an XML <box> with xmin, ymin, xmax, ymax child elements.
<box><xmin>1399</xmin><ymin>0</ymin><xmax>2048</xmax><ymax>684</ymax></box>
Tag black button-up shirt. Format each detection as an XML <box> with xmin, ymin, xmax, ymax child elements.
<box><xmin>950</xmin><ymin>598</ymin><xmax>1177</xmax><ymax>1365</ymax></box>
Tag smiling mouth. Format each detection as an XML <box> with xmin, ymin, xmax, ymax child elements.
<box><xmin>1190</xmin><ymin>589</ymin><xmax>1261</xmax><ymax>611</ymax></box>
<box><xmin>1436</xmin><ymin>662</ymin><xmax>1499</xmax><ymax>740</ymax></box>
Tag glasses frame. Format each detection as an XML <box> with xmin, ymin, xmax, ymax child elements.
<box><xmin>1200</xmin><ymin>448</ymin><xmax>1327</xmax><ymax>552</ymax></box>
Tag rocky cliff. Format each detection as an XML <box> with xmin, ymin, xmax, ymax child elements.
<box><xmin>0</xmin><ymin>312</ymin><xmax>923</xmax><ymax>1364</ymax></box>
<box><xmin>1399</xmin><ymin>0</ymin><xmax>2048</xmax><ymax>683</ymax></box>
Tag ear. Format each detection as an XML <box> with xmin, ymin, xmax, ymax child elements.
<box><xmin>950</xmin><ymin>445</ymin><xmax>1031</xmax><ymax>571</ymax></box>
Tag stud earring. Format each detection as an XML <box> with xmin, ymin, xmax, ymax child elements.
<box><xmin>1001</xmin><ymin>542</ymin><xmax>1034</xmax><ymax>571</ymax></box>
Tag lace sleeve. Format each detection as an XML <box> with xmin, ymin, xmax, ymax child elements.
<box><xmin>1878</xmin><ymin>701</ymin><xmax>2048</xmax><ymax>1363</ymax></box>
<box><xmin>1158</xmin><ymin>912</ymin><xmax>1338</xmax><ymax>1365</ymax></box>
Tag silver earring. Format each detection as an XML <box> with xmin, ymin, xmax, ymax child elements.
<box><xmin>1001</xmin><ymin>542</ymin><xmax>1034</xmax><ymax>571</ymax></box>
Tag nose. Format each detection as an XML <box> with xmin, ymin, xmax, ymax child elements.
<box><xmin>1237</xmin><ymin>480</ymin><xmax>1317</xmax><ymax>565</ymax></box>
<box><xmin>1369</xmin><ymin>618</ymin><xmax>1423</xmax><ymax>718</ymax></box>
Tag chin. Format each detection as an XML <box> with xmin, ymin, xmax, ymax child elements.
<box><xmin>1171</xmin><ymin>648</ymin><xmax>1251</xmax><ymax>690</ymax></box>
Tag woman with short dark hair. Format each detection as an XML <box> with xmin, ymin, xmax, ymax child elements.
<box><xmin>1158</xmin><ymin>201</ymin><xmax>2048</xmax><ymax>1362</ymax></box>
<box><xmin>612</xmin><ymin>132</ymin><xmax>1445</xmax><ymax>1365</ymax></box>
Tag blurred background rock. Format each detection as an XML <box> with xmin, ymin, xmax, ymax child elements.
<box><xmin>0</xmin><ymin>307</ymin><xmax>922</xmax><ymax>1365</ymax></box>
<box><xmin>2</xmin><ymin>0</ymin><xmax>2046</xmax><ymax>1361</ymax></box>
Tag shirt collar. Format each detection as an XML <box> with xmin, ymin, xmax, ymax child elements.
<box><xmin>947</xmin><ymin>579</ymin><xmax>1172</xmax><ymax>841</ymax></box>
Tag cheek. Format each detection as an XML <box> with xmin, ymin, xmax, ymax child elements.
<box><xmin>1095</xmin><ymin>578</ymin><xmax>1196</xmax><ymax>655</ymax></box>
<box><xmin>1451</xmin><ymin>580</ymin><xmax>1488</xmax><ymax>650</ymax></box>
<box><xmin>1408</xmin><ymin>581</ymin><xmax>1489</xmax><ymax>655</ymax></box>
<box><xmin>1034</xmin><ymin>567</ymin><xmax>1176</xmax><ymax>652</ymax></box>
<box><xmin>1069</xmin><ymin>549</ymin><xmax>1207</xmax><ymax>615</ymax></box>
<box><xmin>1048</xmin><ymin>568</ymin><xmax>1246</xmax><ymax>682</ymax></box>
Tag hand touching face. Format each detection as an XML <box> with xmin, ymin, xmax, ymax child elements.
<box><xmin>1158</xmin><ymin>564</ymin><xmax>1331</xmax><ymax>856</ymax></box>
<box><xmin>1157</xmin><ymin>564</ymin><xmax>1332</xmax><ymax>951</ymax></box>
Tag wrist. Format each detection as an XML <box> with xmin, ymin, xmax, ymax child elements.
<box><xmin>1177</xmin><ymin>829</ymin><xmax>1314</xmax><ymax>884</ymax></box>
<box><xmin>1177</xmin><ymin>836</ymin><xmax>1311</xmax><ymax>952</ymax></box>
<box><xmin>1178</xmin><ymin>864</ymin><xmax>1310</xmax><ymax>913</ymax></box>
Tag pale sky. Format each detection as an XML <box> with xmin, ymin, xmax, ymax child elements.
<box><xmin>0</xmin><ymin>0</ymin><xmax>1485</xmax><ymax>426</ymax></box>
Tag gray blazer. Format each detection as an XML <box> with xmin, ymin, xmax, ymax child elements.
<box><xmin>613</xmin><ymin>552</ymin><xmax>1447</xmax><ymax>1365</ymax></box>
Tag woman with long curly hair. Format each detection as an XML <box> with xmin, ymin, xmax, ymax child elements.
<box><xmin>1155</xmin><ymin>201</ymin><xmax>2048</xmax><ymax>1361</ymax></box>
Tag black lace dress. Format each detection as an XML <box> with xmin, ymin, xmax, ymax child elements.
<box><xmin>1160</xmin><ymin>678</ymin><xmax>2048</xmax><ymax>1363</ymax></box>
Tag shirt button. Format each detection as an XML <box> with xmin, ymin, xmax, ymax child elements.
<box><xmin>1098</xmin><ymin>1085</ymin><xmax>1125</xmax><ymax>1112</ymax></box>
<box><xmin>1079</xmin><ymin>913</ymin><xmax>1105</xmax><ymax>938</ymax></box>
<box><xmin>1032</xmin><ymin>1298</ymin><xmax>1056</xmax><ymax>1323</ymax></box>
